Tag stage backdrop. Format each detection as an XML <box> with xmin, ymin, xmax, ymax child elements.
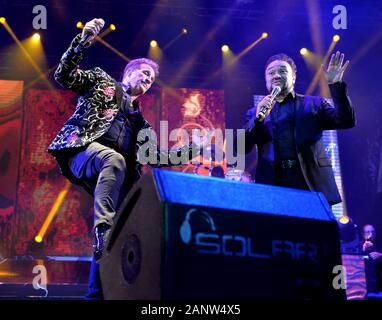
<box><xmin>14</xmin><ymin>88</ymin><xmax>94</xmax><ymax>256</ymax></box>
<box><xmin>160</xmin><ymin>88</ymin><xmax>225</xmax><ymax>176</ymax></box>
<box><xmin>4</xmin><ymin>85</ymin><xmax>224</xmax><ymax>257</ymax></box>
<box><xmin>0</xmin><ymin>80</ymin><xmax>23</xmax><ymax>259</ymax></box>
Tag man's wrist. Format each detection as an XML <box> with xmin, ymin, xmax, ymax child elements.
<box><xmin>328</xmin><ymin>79</ymin><xmax>342</xmax><ymax>85</ymax></box>
<box><xmin>328</xmin><ymin>81</ymin><xmax>347</xmax><ymax>92</ymax></box>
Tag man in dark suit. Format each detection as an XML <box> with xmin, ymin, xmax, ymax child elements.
<box><xmin>362</xmin><ymin>224</ymin><xmax>382</xmax><ymax>295</ymax></box>
<box><xmin>241</xmin><ymin>52</ymin><xmax>355</xmax><ymax>205</ymax></box>
<box><xmin>48</xmin><ymin>18</ymin><xmax>202</xmax><ymax>299</ymax></box>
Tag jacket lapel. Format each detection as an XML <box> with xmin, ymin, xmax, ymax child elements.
<box><xmin>294</xmin><ymin>93</ymin><xmax>305</xmax><ymax>145</ymax></box>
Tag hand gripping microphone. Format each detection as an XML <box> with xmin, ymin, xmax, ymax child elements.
<box><xmin>256</xmin><ymin>85</ymin><xmax>282</xmax><ymax>122</ymax></box>
<box><xmin>74</xmin><ymin>19</ymin><xmax>105</xmax><ymax>53</ymax></box>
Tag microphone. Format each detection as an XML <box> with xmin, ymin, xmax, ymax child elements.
<box><xmin>256</xmin><ymin>85</ymin><xmax>282</xmax><ymax>122</ymax></box>
<box><xmin>74</xmin><ymin>31</ymin><xmax>94</xmax><ymax>53</ymax></box>
<box><xmin>74</xmin><ymin>19</ymin><xmax>105</xmax><ymax>53</ymax></box>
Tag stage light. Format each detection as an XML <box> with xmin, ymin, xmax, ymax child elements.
<box><xmin>35</xmin><ymin>181</ymin><xmax>71</xmax><ymax>245</ymax></box>
<box><xmin>76</xmin><ymin>21</ymin><xmax>83</xmax><ymax>29</ymax></box>
<box><xmin>0</xmin><ymin>17</ymin><xmax>6</xmax><ymax>24</ymax></box>
<box><xmin>32</xmin><ymin>33</ymin><xmax>41</xmax><ymax>41</ymax></box>
<box><xmin>110</xmin><ymin>24</ymin><xmax>116</xmax><ymax>31</ymax></box>
<box><xmin>150</xmin><ymin>40</ymin><xmax>158</xmax><ymax>48</ymax></box>
<box><xmin>337</xmin><ymin>216</ymin><xmax>361</xmax><ymax>254</ymax></box>
<box><xmin>261</xmin><ymin>32</ymin><xmax>268</xmax><ymax>39</ymax></box>
<box><xmin>339</xmin><ymin>215</ymin><xmax>349</xmax><ymax>224</ymax></box>
<box><xmin>221</xmin><ymin>45</ymin><xmax>229</xmax><ymax>53</ymax></box>
<box><xmin>182</xmin><ymin>28</ymin><xmax>188</xmax><ymax>34</ymax></box>
<box><xmin>300</xmin><ymin>47</ymin><xmax>308</xmax><ymax>56</ymax></box>
<box><xmin>333</xmin><ymin>35</ymin><xmax>340</xmax><ymax>42</ymax></box>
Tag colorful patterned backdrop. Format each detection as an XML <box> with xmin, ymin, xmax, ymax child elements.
<box><xmin>3</xmin><ymin>85</ymin><xmax>224</xmax><ymax>257</ymax></box>
<box><xmin>161</xmin><ymin>88</ymin><xmax>225</xmax><ymax>176</ymax></box>
<box><xmin>0</xmin><ymin>80</ymin><xmax>23</xmax><ymax>258</ymax></box>
<box><xmin>14</xmin><ymin>88</ymin><xmax>94</xmax><ymax>256</ymax></box>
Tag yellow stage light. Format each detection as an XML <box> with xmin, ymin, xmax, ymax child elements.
<box><xmin>300</xmin><ymin>47</ymin><xmax>308</xmax><ymax>56</ymax></box>
<box><xmin>0</xmin><ymin>17</ymin><xmax>6</xmax><ymax>24</ymax></box>
<box><xmin>32</xmin><ymin>33</ymin><xmax>41</xmax><ymax>41</ymax></box>
<box><xmin>182</xmin><ymin>28</ymin><xmax>188</xmax><ymax>34</ymax></box>
<box><xmin>339</xmin><ymin>216</ymin><xmax>349</xmax><ymax>224</ymax></box>
<box><xmin>261</xmin><ymin>32</ymin><xmax>268</xmax><ymax>39</ymax></box>
<box><xmin>221</xmin><ymin>45</ymin><xmax>229</xmax><ymax>53</ymax></box>
<box><xmin>76</xmin><ymin>21</ymin><xmax>83</xmax><ymax>29</ymax></box>
<box><xmin>110</xmin><ymin>24</ymin><xmax>116</xmax><ymax>31</ymax></box>
<box><xmin>35</xmin><ymin>235</ymin><xmax>43</xmax><ymax>243</ymax></box>
<box><xmin>150</xmin><ymin>40</ymin><xmax>158</xmax><ymax>48</ymax></box>
<box><xmin>333</xmin><ymin>35</ymin><xmax>340</xmax><ymax>42</ymax></box>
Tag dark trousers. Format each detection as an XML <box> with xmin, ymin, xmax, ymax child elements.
<box><xmin>67</xmin><ymin>142</ymin><xmax>129</xmax><ymax>228</ymax></box>
<box><xmin>275</xmin><ymin>162</ymin><xmax>310</xmax><ymax>191</ymax></box>
<box><xmin>67</xmin><ymin>142</ymin><xmax>134</xmax><ymax>300</ymax></box>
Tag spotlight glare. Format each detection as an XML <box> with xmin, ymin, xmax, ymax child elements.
<box><xmin>182</xmin><ymin>28</ymin><xmax>188</xmax><ymax>34</ymax></box>
<box><xmin>0</xmin><ymin>17</ymin><xmax>6</xmax><ymax>24</ymax></box>
<box><xmin>221</xmin><ymin>44</ymin><xmax>229</xmax><ymax>53</ymax></box>
<box><xmin>261</xmin><ymin>32</ymin><xmax>268</xmax><ymax>39</ymax></box>
<box><xmin>300</xmin><ymin>47</ymin><xmax>308</xmax><ymax>56</ymax></box>
<box><xmin>150</xmin><ymin>40</ymin><xmax>158</xmax><ymax>48</ymax></box>
<box><xmin>333</xmin><ymin>35</ymin><xmax>340</xmax><ymax>42</ymax></box>
<box><xmin>110</xmin><ymin>24</ymin><xmax>116</xmax><ymax>31</ymax></box>
<box><xmin>35</xmin><ymin>235</ymin><xmax>43</xmax><ymax>243</ymax></box>
<box><xmin>32</xmin><ymin>33</ymin><xmax>41</xmax><ymax>41</ymax></box>
<box><xmin>76</xmin><ymin>21</ymin><xmax>83</xmax><ymax>29</ymax></box>
<box><xmin>339</xmin><ymin>216</ymin><xmax>349</xmax><ymax>224</ymax></box>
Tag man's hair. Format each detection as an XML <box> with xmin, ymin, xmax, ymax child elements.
<box><xmin>265</xmin><ymin>53</ymin><xmax>297</xmax><ymax>76</ymax></box>
<box><xmin>363</xmin><ymin>224</ymin><xmax>375</xmax><ymax>231</ymax></box>
<box><xmin>122</xmin><ymin>58</ymin><xmax>159</xmax><ymax>80</ymax></box>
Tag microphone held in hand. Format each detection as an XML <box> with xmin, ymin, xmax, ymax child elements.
<box><xmin>74</xmin><ymin>19</ymin><xmax>105</xmax><ymax>53</ymax></box>
<box><xmin>256</xmin><ymin>85</ymin><xmax>282</xmax><ymax>122</ymax></box>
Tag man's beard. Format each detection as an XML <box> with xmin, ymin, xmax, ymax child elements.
<box><xmin>278</xmin><ymin>83</ymin><xmax>293</xmax><ymax>95</ymax></box>
<box><xmin>130</xmin><ymin>82</ymin><xmax>146</xmax><ymax>95</ymax></box>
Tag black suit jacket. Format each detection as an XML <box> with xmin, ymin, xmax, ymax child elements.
<box><xmin>242</xmin><ymin>82</ymin><xmax>356</xmax><ymax>205</ymax></box>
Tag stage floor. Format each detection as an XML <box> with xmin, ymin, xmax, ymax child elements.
<box><xmin>0</xmin><ymin>256</ymin><xmax>90</xmax><ymax>300</ymax></box>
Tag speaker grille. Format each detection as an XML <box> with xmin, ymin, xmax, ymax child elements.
<box><xmin>121</xmin><ymin>234</ymin><xmax>141</xmax><ymax>284</ymax></box>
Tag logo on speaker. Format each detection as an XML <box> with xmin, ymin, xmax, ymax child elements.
<box><xmin>179</xmin><ymin>208</ymin><xmax>318</xmax><ymax>262</ymax></box>
<box><xmin>180</xmin><ymin>208</ymin><xmax>216</xmax><ymax>244</ymax></box>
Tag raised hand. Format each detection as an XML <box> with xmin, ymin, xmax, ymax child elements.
<box><xmin>81</xmin><ymin>18</ymin><xmax>105</xmax><ymax>44</ymax></box>
<box><xmin>363</xmin><ymin>241</ymin><xmax>373</xmax><ymax>252</ymax></box>
<box><xmin>192</xmin><ymin>128</ymin><xmax>211</xmax><ymax>150</ymax></box>
<box><xmin>321</xmin><ymin>51</ymin><xmax>349</xmax><ymax>84</ymax></box>
<box><xmin>369</xmin><ymin>252</ymin><xmax>382</xmax><ymax>260</ymax></box>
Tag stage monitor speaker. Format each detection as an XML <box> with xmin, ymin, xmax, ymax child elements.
<box><xmin>99</xmin><ymin>169</ymin><xmax>345</xmax><ymax>300</ymax></box>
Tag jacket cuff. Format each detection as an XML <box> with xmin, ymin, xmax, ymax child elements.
<box><xmin>328</xmin><ymin>81</ymin><xmax>348</xmax><ymax>97</ymax></box>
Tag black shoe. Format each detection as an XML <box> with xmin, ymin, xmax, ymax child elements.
<box><xmin>93</xmin><ymin>223</ymin><xmax>111</xmax><ymax>261</ymax></box>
